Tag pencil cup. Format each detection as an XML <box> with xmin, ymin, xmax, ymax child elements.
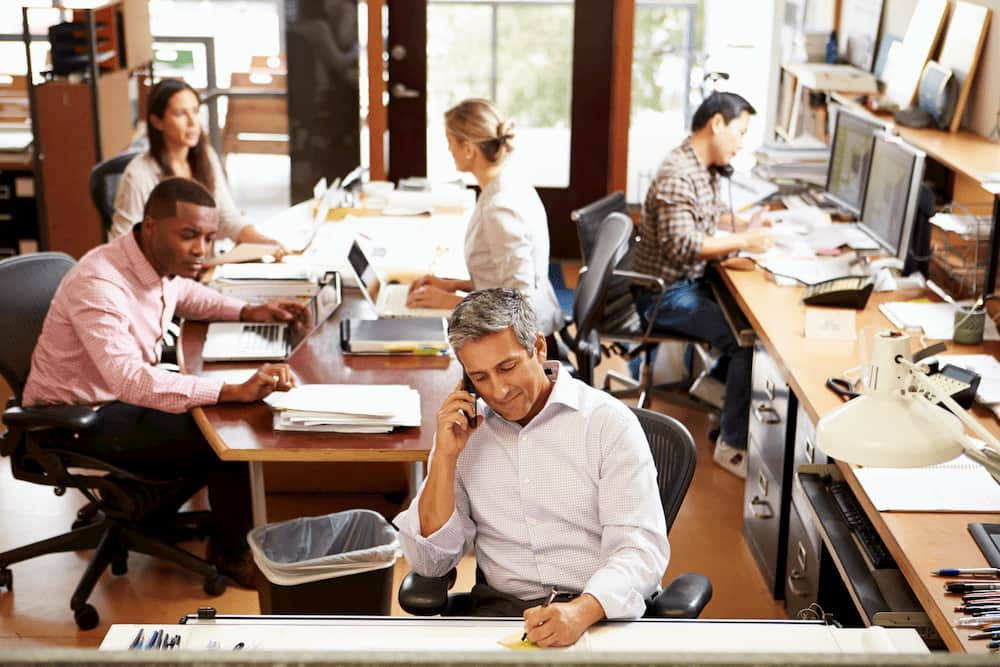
<box><xmin>953</xmin><ymin>305</ymin><xmax>986</xmax><ymax>345</ymax></box>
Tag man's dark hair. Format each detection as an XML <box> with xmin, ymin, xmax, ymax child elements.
<box><xmin>143</xmin><ymin>177</ymin><xmax>217</xmax><ymax>221</ymax></box>
<box><xmin>690</xmin><ymin>92</ymin><xmax>756</xmax><ymax>132</ymax></box>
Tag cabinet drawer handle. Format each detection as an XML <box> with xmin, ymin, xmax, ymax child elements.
<box><xmin>765</xmin><ymin>378</ymin><xmax>776</xmax><ymax>401</ymax></box>
<box><xmin>748</xmin><ymin>496</ymin><xmax>774</xmax><ymax>519</ymax></box>
<box><xmin>757</xmin><ymin>470</ymin><xmax>769</xmax><ymax>497</ymax></box>
<box><xmin>787</xmin><ymin>569</ymin><xmax>809</xmax><ymax>596</ymax></box>
<box><xmin>804</xmin><ymin>437</ymin><xmax>815</xmax><ymax>464</ymax></box>
<box><xmin>796</xmin><ymin>541</ymin><xmax>808</xmax><ymax>571</ymax></box>
<box><xmin>753</xmin><ymin>404</ymin><xmax>781</xmax><ymax>425</ymax></box>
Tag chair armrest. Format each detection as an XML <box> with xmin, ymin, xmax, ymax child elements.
<box><xmin>3</xmin><ymin>405</ymin><xmax>100</xmax><ymax>434</ymax></box>
<box><xmin>397</xmin><ymin>569</ymin><xmax>458</xmax><ymax>616</ymax></box>
<box><xmin>612</xmin><ymin>269</ymin><xmax>667</xmax><ymax>339</ymax></box>
<box><xmin>646</xmin><ymin>572</ymin><xmax>712</xmax><ymax>619</ymax></box>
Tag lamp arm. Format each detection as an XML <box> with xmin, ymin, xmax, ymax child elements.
<box><xmin>902</xmin><ymin>358</ymin><xmax>1000</xmax><ymax>483</ymax></box>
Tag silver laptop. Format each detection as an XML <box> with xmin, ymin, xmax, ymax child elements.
<box><xmin>201</xmin><ymin>274</ymin><xmax>342</xmax><ymax>362</ymax></box>
<box><xmin>347</xmin><ymin>238</ymin><xmax>454</xmax><ymax>319</ymax></box>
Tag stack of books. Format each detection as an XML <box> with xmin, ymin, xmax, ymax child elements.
<box><xmin>264</xmin><ymin>384</ymin><xmax>421</xmax><ymax>433</ymax></box>
<box><xmin>210</xmin><ymin>262</ymin><xmax>319</xmax><ymax>303</ymax></box>
<box><xmin>753</xmin><ymin>139</ymin><xmax>829</xmax><ymax>186</ymax></box>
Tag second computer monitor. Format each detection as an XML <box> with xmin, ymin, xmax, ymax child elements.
<box><xmin>825</xmin><ymin>106</ymin><xmax>885</xmax><ymax>216</ymax></box>
<box><xmin>858</xmin><ymin>133</ymin><xmax>926</xmax><ymax>262</ymax></box>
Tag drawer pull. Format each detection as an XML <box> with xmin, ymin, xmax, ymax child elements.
<box><xmin>753</xmin><ymin>404</ymin><xmax>781</xmax><ymax>425</ymax></box>
<box><xmin>757</xmin><ymin>470</ymin><xmax>769</xmax><ymax>497</ymax></box>
<box><xmin>787</xmin><ymin>569</ymin><xmax>809</xmax><ymax>596</ymax></box>
<box><xmin>765</xmin><ymin>377</ymin><xmax>776</xmax><ymax>401</ymax></box>
<box><xmin>796</xmin><ymin>541</ymin><xmax>808</xmax><ymax>571</ymax></box>
<box><xmin>804</xmin><ymin>437</ymin><xmax>815</xmax><ymax>464</ymax></box>
<box><xmin>748</xmin><ymin>496</ymin><xmax>774</xmax><ymax>519</ymax></box>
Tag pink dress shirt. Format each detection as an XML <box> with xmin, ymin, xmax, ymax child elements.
<box><xmin>23</xmin><ymin>230</ymin><xmax>245</xmax><ymax>413</ymax></box>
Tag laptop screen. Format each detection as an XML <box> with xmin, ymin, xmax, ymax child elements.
<box><xmin>287</xmin><ymin>275</ymin><xmax>342</xmax><ymax>354</ymax></box>
<box><xmin>347</xmin><ymin>239</ymin><xmax>384</xmax><ymax>306</ymax></box>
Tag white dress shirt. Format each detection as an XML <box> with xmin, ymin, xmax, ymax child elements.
<box><xmin>463</xmin><ymin>170</ymin><xmax>563</xmax><ymax>335</ymax></box>
<box><xmin>395</xmin><ymin>363</ymin><xmax>669</xmax><ymax>620</ymax></box>
<box><xmin>110</xmin><ymin>148</ymin><xmax>248</xmax><ymax>242</ymax></box>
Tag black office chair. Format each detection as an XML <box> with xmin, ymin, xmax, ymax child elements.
<box><xmin>88</xmin><ymin>151</ymin><xmax>140</xmax><ymax>237</ymax></box>
<box><xmin>0</xmin><ymin>253</ymin><xmax>226</xmax><ymax>631</ymax></box>
<box><xmin>570</xmin><ymin>193</ymin><xmax>720</xmax><ymax>414</ymax></box>
<box><xmin>397</xmin><ymin>405</ymin><xmax>712</xmax><ymax>618</ymax></box>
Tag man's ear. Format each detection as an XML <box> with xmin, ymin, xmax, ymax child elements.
<box><xmin>534</xmin><ymin>331</ymin><xmax>547</xmax><ymax>360</ymax></box>
<box><xmin>709</xmin><ymin>112</ymin><xmax>725</xmax><ymax>135</ymax></box>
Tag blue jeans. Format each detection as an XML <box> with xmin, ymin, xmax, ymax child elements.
<box><xmin>638</xmin><ymin>279</ymin><xmax>751</xmax><ymax>449</ymax></box>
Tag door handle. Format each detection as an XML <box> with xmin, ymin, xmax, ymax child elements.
<box><xmin>390</xmin><ymin>83</ymin><xmax>420</xmax><ymax>99</ymax></box>
<box><xmin>748</xmin><ymin>496</ymin><xmax>773</xmax><ymax>519</ymax></box>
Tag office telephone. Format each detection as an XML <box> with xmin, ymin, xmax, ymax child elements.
<box><xmin>922</xmin><ymin>361</ymin><xmax>980</xmax><ymax>410</ymax></box>
<box><xmin>802</xmin><ymin>276</ymin><xmax>874</xmax><ymax>309</ymax></box>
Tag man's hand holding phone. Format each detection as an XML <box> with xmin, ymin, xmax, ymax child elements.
<box><xmin>434</xmin><ymin>376</ymin><xmax>480</xmax><ymax>461</ymax></box>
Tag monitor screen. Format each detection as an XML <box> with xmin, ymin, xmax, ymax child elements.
<box><xmin>858</xmin><ymin>134</ymin><xmax>926</xmax><ymax>261</ymax></box>
<box><xmin>825</xmin><ymin>107</ymin><xmax>884</xmax><ymax>215</ymax></box>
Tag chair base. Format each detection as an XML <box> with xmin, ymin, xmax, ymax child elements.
<box><xmin>0</xmin><ymin>511</ymin><xmax>223</xmax><ymax>630</ymax></box>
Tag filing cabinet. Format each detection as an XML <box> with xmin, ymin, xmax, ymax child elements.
<box><xmin>742</xmin><ymin>343</ymin><xmax>797</xmax><ymax>599</ymax></box>
<box><xmin>784</xmin><ymin>500</ymin><xmax>821</xmax><ymax>619</ymax></box>
<box><xmin>0</xmin><ymin>168</ymin><xmax>37</xmax><ymax>256</ymax></box>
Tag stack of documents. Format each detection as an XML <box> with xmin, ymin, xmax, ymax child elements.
<box><xmin>879</xmin><ymin>301</ymin><xmax>1000</xmax><ymax>341</ymax></box>
<box><xmin>211</xmin><ymin>262</ymin><xmax>319</xmax><ymax>302</ymax></box>
<box><xmin>264</xmin><ymin>384</ymin><xmax>421</xmax><ymax>433</ymax></box>
<box><xmin>753</xmin><ymin>139</ymin><xmax>829</xmax><ymax>185</ymax></box>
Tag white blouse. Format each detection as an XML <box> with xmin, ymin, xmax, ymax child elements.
<box><xmin>109</xmin><ymin>147</ymin><xmax>248</xmax><ymax>241</ymax></box>
<box><xmin>463</xmin><ymin>169</ymin><xmax>563</xmax><ymax>335</ymax></box>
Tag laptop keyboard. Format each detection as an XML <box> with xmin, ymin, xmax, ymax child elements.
<box><xmin>381</xmin><ymin>286</ymin><xmax>410</xmax><ymax>314</ymax></box>
<box><xmin>239</xmin><ymin>324</ymin><xmax>288</xmax><ymax>356</ymax></box>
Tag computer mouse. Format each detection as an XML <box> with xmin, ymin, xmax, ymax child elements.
<box><xmin>387</xmin><ymin>279</ymin><xmax>400</xmax><ymax>285</ymax></box>
<box><xmin>721</xmin><ymin>257</ymin><xmax>756</xmax><ymax>272</ymax></box>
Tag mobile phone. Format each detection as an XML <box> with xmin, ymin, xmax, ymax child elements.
<box><xmin>462</xmin><ymin>373</ymin><xmax>477</xmax><ymax>428</ymax></box>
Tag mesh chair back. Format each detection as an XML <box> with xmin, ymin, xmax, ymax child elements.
<box><xmin>89</xmin><ymin>151</ymin><xmax>140</xmax><ymax>234</ymax></box>
<box><xmin>572</xmin><ymin>192</ymin><xmax>627</xmax><ymax>264</ymax></box>
<box><xmin>0</xmin><ymin>253</ymin><xmax>75</xmax><ymax>398</ymax></box>
<box><xmin>571</xmin><ymin>193</ymin><xmax>642</xmax><ymax>335</ymax></box>
<box><xmin>629</xmin><ymin>406</ymin><xmax>697</xmax><ymax>532</ymax></box>
<box><xmin>573</xmin><ymin>213</ymin><xmax>632</xmax><ymax>343</ymax></box>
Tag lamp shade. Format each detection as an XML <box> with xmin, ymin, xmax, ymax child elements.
<box><xmin>816</xmin><ymin>392</ymin><xmax>965</xmax><ymax>467</ymax></box>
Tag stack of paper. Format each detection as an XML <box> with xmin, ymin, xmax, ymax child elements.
<box><xmin>878</xmin><ymin>301</ymin><xmax>1000</xmax><ymax>341</ymax></box>
<box><xmin>264</xmin><ymin>384</ymin><xmax>421</xmax><ymax>433</ymax></box>
<box><xmin>753</xmin><ymin>139</ymin><xmax>829</xmax><ymax>185</ymax></box>
<box><xmin>854</xmin><ymin>449</ymin><xmax>1000</xmax><ymax>512</ymax></box>
<box><xmin>210</xmin><ymin>262</ymin><xmax>319</xmax><ymax>302</ymax></box>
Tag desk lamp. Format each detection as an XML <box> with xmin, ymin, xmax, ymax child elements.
<box><xmin>816</xmin><ymin>329</ymin><xmax>1000</xmax><ymax>482</ymax></box>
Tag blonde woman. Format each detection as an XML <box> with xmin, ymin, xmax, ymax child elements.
<box><xmin>407</xmin><ymin>98</ymin><xmax>562</xmax><ymax>336</ymax></box>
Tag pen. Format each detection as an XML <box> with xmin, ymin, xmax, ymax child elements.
<box><xmin>127</xmin><ymin>628</ymin><xmax>144</xmax><ymax>650</ymax></box>
<box><xmin>155</xmin><ymin>628</ymin><xmax>164</xmax><ymax>649</ymax></box>
<box><xmin>934</xmin><ymin>568</ymin><xmax>1000</xmax><ymax>578</ymax></box>
<box><xmin>522</xmin><ymin>586</ymin><xmax>558</xmax><ymax>641</ymax></box>
<box><xmin>969</xmin><ymin>630</ymin><xmax>1000</xmax><ymax>640</ymax></box>
<box><xmin>144</xmin><ymin>629</ymin><xmax>159</xmax><ymax>650</ymax></box>
<box><xmin>947</xmin><ymin>582</ymin><xmax>1000</xmax><ymax>593</ymax></box>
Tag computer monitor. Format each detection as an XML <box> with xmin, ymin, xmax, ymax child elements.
<box><xmin>824</xmin><ymin>106</ymin><xmax>886</xmax><ymax>216</ymax></box>
<box><xmin>857</xmin><ymin>132</ymin><xmax>926</xmax><ymax>262</ymax></box>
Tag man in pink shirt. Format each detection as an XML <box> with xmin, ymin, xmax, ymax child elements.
<box><xmin>23</xmin><ymin>177</ymin><xmax>301</xmax><ymax>587</ymax></box>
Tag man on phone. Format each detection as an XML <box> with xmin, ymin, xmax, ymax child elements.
<box><xmin>395</xmin><ymin>288</ymin><xmax>668</xmax><ymax>647</ymax></box>
<box><xmin>23</xmin><ymin>177</ymin><xmax>300</xmax><ymax>587</ymax></box>
<box><xmin>632</xmin><ymin>92</ymin><xmax>772</xmax><ymax>479</ymax></box>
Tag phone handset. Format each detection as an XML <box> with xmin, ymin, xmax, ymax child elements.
<box><xmin>462</xmin><ymin>373</ymin><xmax>478</xmax><ymax>428</ymax></box>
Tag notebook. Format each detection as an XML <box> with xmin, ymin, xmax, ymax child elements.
<box><xmin>340</xmin><ymin>317</ymin><xmax>449</xmax><ymax>354</ymax></box>
<box><xmin>346</xmin><ymin>238</ymin><xmax>453</xmax><ymax>319</ymax></box>
<box><xmin>201</xmin><ymin>273</ymin><xmax>341</xmax><ymax>362</ymax></box>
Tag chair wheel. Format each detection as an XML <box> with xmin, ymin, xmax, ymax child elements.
<box><xmin>111</xmin><ymin>556</ymin><xmax>128</xmax><ymax>576</ymax></box>
<box><xmin>74</xmin><ymin>603</ymin><xmax>99</xmax><ymax>630</ymax></box>
<box><xmin>204</xmin><ymin>573</ymin><xmax>227</xmax><ymax>596</ymax></box>
<box><xmin>0</xmin><ymin>568</ymin><xmax>12</xmax><ymax>592</ymax></box>
<box><xmin>707</xmin><ymin>427</ymin><xmax>720</xmax><ymax>443</ymax></box>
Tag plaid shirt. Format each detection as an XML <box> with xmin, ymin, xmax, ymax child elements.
<box><xmin>633</xmin><ymin>139</ymin><xmax>726</xmax><ymax>285</ymax></box>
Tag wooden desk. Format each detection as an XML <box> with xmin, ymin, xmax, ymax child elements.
<box><xmin>179</xmin><ymin>292</ymin><xmax>462</xmax><ymax>525</ymax></box>
<box><xmin>720</xmin><ymin>265</ymin><xmax>1000</xmax><ymax>653</ymax></box>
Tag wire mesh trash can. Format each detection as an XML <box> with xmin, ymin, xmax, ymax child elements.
<box><xmin>248</xmin><ymin>509</ymin><xmax>400</xmax><ymax>615</ymax></box>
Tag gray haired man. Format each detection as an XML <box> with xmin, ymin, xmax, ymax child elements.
<box><xmin>395</xmin><ymin>288</ymin><xmax>669</xmax><ymax>647</ymax></box>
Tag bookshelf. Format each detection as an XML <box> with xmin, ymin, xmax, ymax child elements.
<box><xmin>22</xmin><ymin>0</ymin><xmax>152</xmax><ymax>259</ymax></box>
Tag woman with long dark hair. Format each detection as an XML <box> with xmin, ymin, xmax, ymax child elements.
<box><xmin>111</xmin><ymin>78</ymin><xmax>278</xmax><ymax>245</ymax></box>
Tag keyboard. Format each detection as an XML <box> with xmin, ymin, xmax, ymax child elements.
<box><xmin>380</xmin><ymin>285</ymin><xmax>410</xmax><ymax>314</ymax></box>
<box><xmin>828</xmin><ymin>481</ymin><xmax>897</xmax><ymax>570</ymax></box>
<box><xmin>239</xmin><ymin>324</ymin><xmax>288</xmax><ymax>355</ymax></box>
